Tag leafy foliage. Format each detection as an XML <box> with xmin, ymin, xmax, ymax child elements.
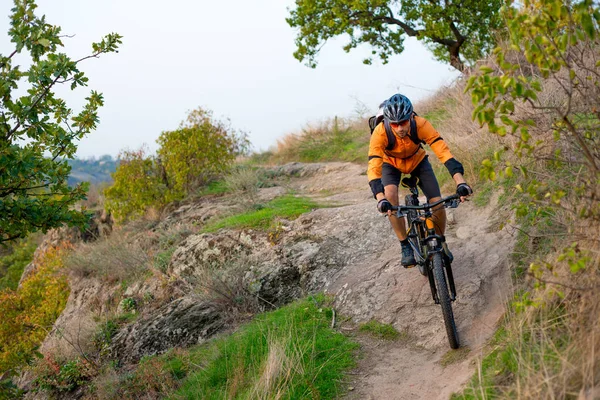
<box><xmin>157</xmin><ymin>107</ymin><xmax>250</xmax><ymax>197</ymax></box>
<box><xmin>0</xmin><ymin>234</ymin><xmax>39</xmax><ymax>291</ymax></box>
<box><xmin>286</xmin><ymin>0</ymin><xmax>503</xmax><ymax>71</ymax></box>
<box><xmin>32</xmin><ymin>355</ymin><xmax>95</xmax><ymax>394</ymax></box>
<box><xmin>103</xmin><ymin>147</ymin><xmax>169</xmax><ymax>223</ymax></box>
<box><xmin>0</xmin><ymin>244</ymin><xmax>70</xmax><ymax>374</ymax></box>
<box><xmin>104</xmin><ymin>108</ymin><xmax>249</xmax><ymax>223</ymax></box>
<box><xmin>467</xmin><ymin>0</ymin><xmax>599</xmax><ymax>244</ymax></box>
<box><xmin>459</xmin><ymin>0</ymin><xmax>600</xmax><ymax>396</ymax></box>
<box><xmin>0</xmin><ymin>0</ymin><xmax>122</xmax><ymax>243</ymax></box>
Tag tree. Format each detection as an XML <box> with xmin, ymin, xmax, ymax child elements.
<box><xmin>286</xmin><ymin>0</ymin><xmax>503</xmax><ymax>72</ymax></box>
<box><xmin>0</xmin><ymin>0</ymin><xmax>122</xmax><ymax>243</ymax></box>
<box><xmin>157</xmin><ymin>107</ymin><xmax>250</xmax><ymax>196</ymax></box>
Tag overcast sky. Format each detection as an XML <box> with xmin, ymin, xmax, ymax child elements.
<box><xmin>1</xmin><ymin>0</ymin><xmax>460</xmax><ymax>158</ymax></box>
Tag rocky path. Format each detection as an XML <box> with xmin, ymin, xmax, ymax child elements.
<box><xmin>297</xmin><ymin>163</ymin><xmax>516</xmax><ymax>399</ymax></box>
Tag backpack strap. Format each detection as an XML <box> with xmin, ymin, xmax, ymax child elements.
<box><xmin>409</xmin><ymin>113</ymin><xmax>425</xmax><ymax>146</ymax></box>
<box><xmin>383</xmin><ymin>119</ymin><xmax>396</xmax><ymax>151</ymax></box>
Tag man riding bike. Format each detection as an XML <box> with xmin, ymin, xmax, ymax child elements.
<box><xmin>367</xmin><ymin>93</ymin><xmax>473</xmax><ymax>267</ymax></box>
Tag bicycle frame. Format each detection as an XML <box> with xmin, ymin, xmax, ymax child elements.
<box><xmin>390</xmin><ymin>188</ymin><xmax>462</xmax><ymax>349</ymax></box>
<box><xmin>393</xmin><ymin>194</ymin><xmax>460</xmax><ymax>304</ymax></box>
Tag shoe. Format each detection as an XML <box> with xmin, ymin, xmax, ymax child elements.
<box><xmin>401</xmin><ymin>241</ymin><xmax>416</xmax><ymax>267</ymax></box>
<box><xmin>442</xmin><ymin>241</ymin><xmax>454</xmax><ymax>264</ymax></box>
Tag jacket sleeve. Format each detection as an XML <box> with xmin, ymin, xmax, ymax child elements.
<box><xmin>367</xmin><ymin>124</ymin><xmax>387</xmax><ymax>198</ymax></box>
<box><xmin>416</xmin><ymin>117</ymin><xmax>464</xmax><ymax>177</ymax></box>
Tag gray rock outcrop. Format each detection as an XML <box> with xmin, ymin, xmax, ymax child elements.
<box><xmin>109</xmin><ymin>296</ymin><xmax>224</xmax><ymax>364</ymax></box>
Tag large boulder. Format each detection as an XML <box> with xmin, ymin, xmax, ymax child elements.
<box><xmin>109</xmin><ymin>296</ymin><xmax>224</xmax><ymax>364</ymax></box>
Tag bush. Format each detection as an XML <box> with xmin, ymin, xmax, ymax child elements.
<box><xmin>32</xmin><ymin>354</ymin><xmax>95</xmax><ymax>394</ymax></box>
<box><xmin>157</xmin><ymin>107</ymin><xmax>250</xmax><ymax>197</ymax></box>
<box><xmin>65</xmin><ymin>230</ymin><xmax>149</xmax><ymax>284</ymax></box>
<box><xmin>0</xmin><ymin>234</ymin><xmax>40</xmax><ymax>291</ymax></box>
<box><xmin>103</xmin><ymin>147</ymin><xmax>170</xmax><ymax>223</ymax></box>
<box><xmin>0</xmin><ymin>245</ymin><xmax>70</xmax><ymax>374</ymax></box>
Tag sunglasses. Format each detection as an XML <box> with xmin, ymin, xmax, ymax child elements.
<box><xmin>389</xmin><ymin>120</ymin><xmax>410</xmax><ymax>129</ymax></box>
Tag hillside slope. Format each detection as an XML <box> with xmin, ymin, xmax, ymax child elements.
<box><xmin>19</xmin><ymin>161</ymin><xmax>514</xmax><ymax>398</ymax></box>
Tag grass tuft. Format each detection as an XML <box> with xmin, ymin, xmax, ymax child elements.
<box><xmin>98</xmin><ymin>295</ymin><xmax>359</xmax><ymax>399</ymax></box>
<box><xmin>358</xmin><ymin>320</ymin><xmax>402</xmax><ymax>340</ymax></box>
<box><xmin>201</xmin><ymin>194</ymin><xmax>325</xmax><ymax>232</ymax></box>
<box><xmin>440</xmin><ymin>346</ymin><xmax>471</xmax><ymax>367</ymax></box>
<box><xmin>173</xmin><ymin>294</ymin><xmax>358</xmax><ymax>399</ymax></box>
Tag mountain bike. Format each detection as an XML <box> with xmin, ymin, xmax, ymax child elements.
<box><xmin>391</xmin><ymin>178</ymin><xmax>461</xmax><ymax>349</ymax></box>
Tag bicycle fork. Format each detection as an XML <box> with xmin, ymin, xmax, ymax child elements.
<box><xmin>425</xmin><ymin>238</ymin><xmax>457</xmax><ymax>303</ymax></box>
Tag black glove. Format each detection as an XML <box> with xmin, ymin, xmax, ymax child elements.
<box><xmin>457</xmin><ymin>183</ymin><xmax>473</xmax><ymax>197</ymax></box>
<box><xmin>377</xmin><ymin>199</ymin><xmax>392</xmax><ymax>213</ymax></box>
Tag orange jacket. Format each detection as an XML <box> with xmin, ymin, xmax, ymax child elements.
<box><xmin>367</xmin><ymin>115</ymin><xmax>456</xmax><ymax>183</ymax></box>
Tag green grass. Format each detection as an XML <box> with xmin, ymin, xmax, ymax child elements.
<box><xmin>161</xmin><ymin>294</ymin><xmax>358</xmax><ymax>399</ymax></box>
<box><xmin>451</xmin><ymin>298</ymin><xmax>572</xmax><ymax>400</ymax></box>
<box><xmin>422</xmin><ymin>100</ymin><xmax>452</xmax><ymax>126</ymax></box>
<box><xmin>197</xmin><ymin>179</ymin><xmax>230</xmax><ymax>196</ymax></box>
<box><xmin>440</xmin><ymin>347</ymin><xmax>471</xmax><ymax>367</ymax></box>
<box><xmin>202</xmin><ymin>194</ymin><xmax>326</xmax><ymax>232</ymax></box>
<box><xmin>473</xmin><ymin>181</ymin><xmax>494</xmax><ymax>207</ymax></box>
<box><xmin>358</xmin><ymin>320</ymin><xmax>402</xmax><ymax>340</ymax></box>
<box><xmin>293</xmin><ymin>127</ymin><xmax>369</xmax><ymax>163</ymax></box>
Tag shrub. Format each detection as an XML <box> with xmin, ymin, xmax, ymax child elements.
<box><xmin>0</xmin><ymin>234</ymin><xmax>40</xmax><ymax>291</ymax></box>
<box><xmin>103</xmin><ymin>147</ymin><xmax>170</xmax><ymax>223</ymax></box>
<box><xmin>65</xmin><ymin>230</ymin><xmax>149</xmax><ymax>284</ymax></box>
<box><xmin>157</xmin><ymin>107</ymin><xmax>250</xmax><ymax>197</ymax></box>
<box><xmin>0</xmin><ymin>245</ymin><xmax>70</xmax><ymax>374</ymax></box>
<box><xmin>222</xmin><ymin>167</ymin><xmax>263</xmax><ymax>207</ymax></box>
<box><xmin>32</xmin><ymin>354</ymin><xmax>95</xmax><ymax>394</ymax></box>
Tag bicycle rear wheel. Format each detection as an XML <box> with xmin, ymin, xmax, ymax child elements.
<box><xmin>432</xmin><ymin>253</ymin><xmax>459</xmax><ymax>349</ymax></box>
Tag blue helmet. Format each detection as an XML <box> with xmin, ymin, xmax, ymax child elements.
<box><xmin>383</xmin><ymin>93</ymin><xmax>413</xmax><ymax>123</ymax></box>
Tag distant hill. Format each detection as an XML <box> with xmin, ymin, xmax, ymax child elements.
<box><xmin>67</xmin><ymin>155</ymin><xmax>118</xmax><ymax>186</ymax></box>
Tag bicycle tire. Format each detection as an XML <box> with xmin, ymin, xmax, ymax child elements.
<box><xmin>432</xmin><ymin>253</ymin><xmax>459</xmax><ymax>349</ymax></box>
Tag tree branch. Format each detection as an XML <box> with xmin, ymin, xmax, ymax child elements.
<box><xmin>530</xmin><ymin>273</ymin><xmax>600</xmax><ymax>292</ymax></box>
<box><xmin>563</xmin><ymin>116</ymin><xmax>599</xmax><ymax>172</ymax></box>
<box><xmin>7</xmin><ymin>47</ymin><xmax>111</xmax><ymax>140</ymax></box>
<box><xmin>0</xmin><ymin>49</ymin><xmax>18</xmax><ymax>69</ymax></box>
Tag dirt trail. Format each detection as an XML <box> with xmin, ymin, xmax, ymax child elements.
<box><xmin>287</xmin><ymin>162</ymin><xmax>516</xmax><ymax>399</ymax></box>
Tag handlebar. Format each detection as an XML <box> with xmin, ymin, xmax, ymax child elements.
<box><xmin>390</xmin><ymin>193</ymin><xmax>461</xmax><ymax>215</ymax></box>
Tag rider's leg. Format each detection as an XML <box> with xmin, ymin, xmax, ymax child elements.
<box><xmin>382</xmin><ymin>163</ymin><xmax>415</xmax><ymax>266</ymax></box>
<box><xmin>431</xmin><ymin>199</ymin><xmax>446</xmax><ymax>236</ymax></box>
<box><xmin>384</xmin><ymin>184</ymin><xmax>408</xmax><ymax>241</ymax></box>
<box><xmin>413</xmin><ymin>157</ymin><xmax>445</xmax><ymax>235</ymax></box>
<box><xmin>414</xmin><ymin>157</ymin><xmax>453</xmax><ymax>261</ymax></box>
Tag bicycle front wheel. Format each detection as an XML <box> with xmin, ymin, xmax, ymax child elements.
<box><xmin>432</xmin><ymin>253</ymin><xmax>459</xmax><ymax>349</ymax></box>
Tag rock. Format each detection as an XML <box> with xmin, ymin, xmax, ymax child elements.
<box><xmin>109</xmin><ymin>296</ymin><xmax>224</xmax><ymax>364</ymax></box>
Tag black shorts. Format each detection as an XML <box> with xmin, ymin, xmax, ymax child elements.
<box><xmin>381</xmin><ymin>156</ymin><xmax>442</xmax><ymax>201</ymax></box>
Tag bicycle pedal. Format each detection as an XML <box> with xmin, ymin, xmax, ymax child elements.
<box><xmin>403</xmin><ymin>264</ymin><xmax>416</xmax><ymax>269</ymax></box>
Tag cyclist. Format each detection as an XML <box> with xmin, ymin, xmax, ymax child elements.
<box><xmin>367</xmin><ymin>93</ymin><xmax>473</xmax><ymax>267</ymax></box>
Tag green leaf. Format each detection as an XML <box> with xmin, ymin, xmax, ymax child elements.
<box><xmin>581</xmin><ymin>12</ymin><xmax>596</xmax><ymax>40</ymax></box>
